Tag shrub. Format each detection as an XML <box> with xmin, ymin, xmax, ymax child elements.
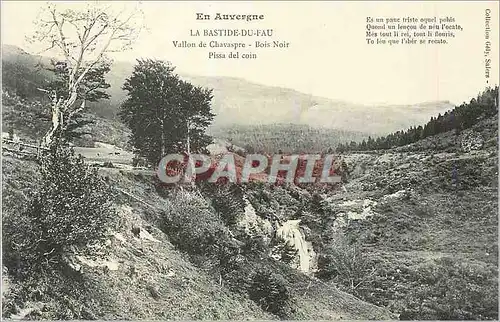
<box><xmin>3</xmin><ymin>143</ymin><xmax>115</xmax><ymax>277</ymax></box>
<box><xmin>248</xmin><ymin>266</ymin><xmax>292</xmax><ymax>318</ymax></box>
<box><xmin>199</xmin><ymin>183</ymin><xmax>245</xmax><ymax>227</ymax></box>
<box><xmin>269</xmin><ymin>237</ymin><xmax>298</xmax><ymax>264</ymax></box>
<box><xmin>160</xmin><ymin>190</ymin><xmax>295</xmax><ymax>318</ymax></box>
<box><xmin>162</xmin><ymin>190</ymin><xmax>232</xmax><ymax>255</ymax></box>
<box><xmin>316</xmin><ymin>234</ymin><xmax>375</xmax><ymax>292</ymax></box>
<box><xmin>160</xmin><ymin>190</ymin><xmax>241</xmax><ymax>277</ymax></box>
<box><xmin>2</xmin><ymin>266</ymin><xmax>114</xmax><ymax>319</ymax></box>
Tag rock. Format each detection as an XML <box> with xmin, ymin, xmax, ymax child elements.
<box><xmin>139</xmin><ymin>229</ymin><xmax>160</xmax><ymax>243</ymax></box>
<box><xmin>75</xmin><ymin>255</ymin><xmax>120</xmax><ymax>271</ymax></box>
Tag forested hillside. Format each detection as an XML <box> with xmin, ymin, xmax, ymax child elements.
<box><xmin>338</xmin><ymin>87</ymin><xmax>499</xmax><ymax>152</ymax></box>
<box><xmin>209</xmin><ymin>123</ymin><xmax>372</xmax><ymax>154</ymax></box>
<box><xmin>2</xmin><ymin>44</ymin><xmax>455</xmax><ymax>136</ymax></box>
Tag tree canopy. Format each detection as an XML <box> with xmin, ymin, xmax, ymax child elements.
<box><xmin>28</xmin><ymin>2</ymin><xmax>144</xmax><ymax>146</ymax></box>
<box><xmin>119</xmin><ymin>59</ymin><xmax>215</xmax><ymax>166</ymax></box>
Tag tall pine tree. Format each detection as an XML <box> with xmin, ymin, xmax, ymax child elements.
<box><xmin>119</xmin><ymin>59</ymin><xmax>215</xmax><ymax>166</ymax></box>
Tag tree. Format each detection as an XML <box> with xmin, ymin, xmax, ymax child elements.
<box><xmin>45</xmin><ymin>59</ymin><xmax>111</xmax><ymax>142</ymax></box>
<box><xmin>248</xmin><ymin>267</ymin><xmax>292</xmax><ymax>317</ymax></box>
<box><xmin>119</xmin><ymin>59</ymin><xmax>215</xmax><ymax>166</ymax></box>
<box><xmin>28</xmin><ymin>2</ymin><xmax>144</xmax><ymax>147</ymax></box>
<box><xmin>3</xmin><ymin>142</ymin><xmax>115</xmax><ymax>277</ymax></box>
<box><xmin>366</xmin><ymin>136</ymin><xmax>375</xmax><ymax>149</ymax></box>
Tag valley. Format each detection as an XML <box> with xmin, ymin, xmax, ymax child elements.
<box><xmin>3</xmin><ymin>110</ymin><xmax>497</xmax><ymax>320</ymax></box>
<box><xmin>1</xmin><ymin>42</ymin><xmax>498</xmax><ymax>320</ymax></box>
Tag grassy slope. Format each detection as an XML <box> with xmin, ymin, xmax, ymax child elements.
<box><xmin>322</xmin><ymin>115</ymin><xmax>498</xmax><ymax>318</ymax></box>
<box><xmin>2</xmin><ymin>155</ymin><xmax>393</xmax><ymax>320</ymax></box>
<box><xmin>208</xmin><ymin>123</ymin><xmax>372</xmax><ymax>153</ymax></box>
<box><xmin>2</xmin><ymin>157</ymin><xmax>271</xmax><ymax>319</ymax></box>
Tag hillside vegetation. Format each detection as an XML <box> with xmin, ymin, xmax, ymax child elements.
<box><xmin>3</xmin><ymin>110</ymin><xmax>497</xmax><ymax>320</ymax></box>
<box><xmin>2</xmin><ymin>153</ymin><xmax>393</xmax><ymax>320</ymax></box>
<box><xmin>2</xmin><ymin>43</ymin><xmax>498</xmax><ymax>321</ymax></box>
<box><xmin>208</xmin><ymin>123</ymin><xmax>371</xmax><ymax>154</ymax></box>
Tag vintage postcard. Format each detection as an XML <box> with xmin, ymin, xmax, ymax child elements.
<box><xmin>1</xmin><ymin>1</ymin><xmax>498</xmax><ymax>320</ymax></box>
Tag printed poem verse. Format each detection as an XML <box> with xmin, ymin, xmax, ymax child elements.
<box><xmin>366</xmin><ymin>16</ymin><xmax>464</xmax><ymax>45</ymax></box>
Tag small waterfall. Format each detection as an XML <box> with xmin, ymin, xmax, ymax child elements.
<box><xmin>238</xmin><ymin>198</ymin><xmax>316</xmax><ymax>273</ymax></box>
<box><xmin>276</xmin><ymin>220</ymin><xmax>316</xmax><ymax>273</ymax></box>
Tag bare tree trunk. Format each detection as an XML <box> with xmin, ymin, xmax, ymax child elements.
<box><xmin>186</xmin><ymin>119</ymin><xmax>195</xmax><ymax>186</ymax></box>
<box><xmin>43</xmin><ymin>105</ymin><xmax>61</xmax><ymax>147</ymax></box>
<box><xmin>42</xmin><ymin>90</ymin><xmax>78</xmax><ymax>148</ymax></box>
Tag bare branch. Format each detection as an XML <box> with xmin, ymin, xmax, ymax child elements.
<box><xmin>51</xmin><ymin>8</ymin><xmax>71</xmax><ymax>63</ymax></box>
<box><xmin>29</xmin><ymin>2</ymin><xmax>144</xmax><ymax>147</ymax></box>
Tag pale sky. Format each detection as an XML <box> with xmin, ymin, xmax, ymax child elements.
<box><xmin>1</xmin><ymin>1</ymin><xmax>499</xmax><ymax>105</ymax></box>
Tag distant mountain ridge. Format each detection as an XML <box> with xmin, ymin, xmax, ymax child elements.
<box><xmin>2</xmin><ymin>44</ymin><xmax>455</xmax><ymax>134</ymax></box>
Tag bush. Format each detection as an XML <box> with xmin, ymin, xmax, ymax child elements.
<box><xmin>160</xmin><ymin>190</ymin><xmax>296</xmax><ymax>318</ymax></box>
<box><xmin>316</xmin><ymin>234</ymin><xmax>375</xmax><ymax>292</ymax></box>
<box><xmin>248</xmin><ymin>267</ymin><xmax>292</xmax><ymax>318</ymax></box>
<box><xmin>3</xmin><ymin>143</ymin><xmax>115</xmax><ymax>277</ymax></box>
<box><xmin>160</xmin><ymin>190</ymin><xmax>241</xmax><ymax>278</ymax></box>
